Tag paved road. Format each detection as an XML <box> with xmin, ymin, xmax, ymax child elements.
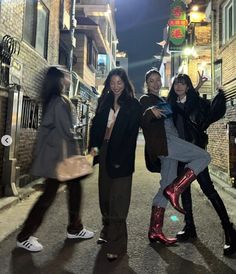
<box><xmin>0</xmin><ymin>145</ymin><xmax>236</xmax><ymax>274</ymax></box>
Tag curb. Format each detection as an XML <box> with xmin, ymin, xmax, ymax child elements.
<box><xmin>210</xmin><ymin>172</ymin><xmax>236</xmax><ymax>199</ymax></box>
<box><xmin>0</xmin><ymin>178</ymin><xmax>44</xmax><ymax>213</ymax></box>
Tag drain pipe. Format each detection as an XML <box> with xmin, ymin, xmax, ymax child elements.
<box><xmin>69</xmin><ymin>0</ymin><xmax>76</xmax><ymax>98</ymax></box>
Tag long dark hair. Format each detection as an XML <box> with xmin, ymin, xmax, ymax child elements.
<box><xmin>97</xmin><ymin>68</ymin><xmax>135</xmax><ymax>113</ymax></box>
<box><xmin>167</xmin><ymin>74</ymin><xmax>197</xmax><ymax>106</ymax></box>
<box><xmin>144</xmin><ymin>68</ymin><xmax>162</xmax><ymax>93</ymax></box>
<box><xmin>41</xmin><ymin>67</ymin><xmax>65</xmax><ymax>116</ymax></box>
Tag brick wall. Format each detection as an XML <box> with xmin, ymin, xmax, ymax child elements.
<box><xmin>74</xmin><ymin>33</ymin><xmax>96</xmax><ymax>86</ymax></box>
<box><xmin>208</xmin><ymin>0</ymin><xmax>236</xmax><ymax>184</ymax></box>
<box><xmin>0</xmin><ymin>0</ymin><xmax>62</xmax><ymax>186</ymax></box>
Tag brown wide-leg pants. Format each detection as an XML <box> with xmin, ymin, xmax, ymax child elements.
<box><xmin>98</xmin><ymin>141</ymin><xmax>132</xmax><ymax>255</ymax></box>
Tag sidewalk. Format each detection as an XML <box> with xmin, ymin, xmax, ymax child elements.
<box><xmin>0</xmin><ymin>178</ymin><xmax>67</xmax><ymax>242</ymax></box>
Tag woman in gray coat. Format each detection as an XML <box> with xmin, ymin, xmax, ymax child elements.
<box><xmin>16</xmin><ymin>67</ymin><xmax>94</xmax><ymax>252</ymax></box>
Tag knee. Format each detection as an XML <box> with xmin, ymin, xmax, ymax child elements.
<box><xmin>204</xmin><ymin>151</ymin><xmax>211</xmax><ymax>166</ymax></box>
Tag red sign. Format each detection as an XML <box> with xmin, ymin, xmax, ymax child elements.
<box><xmin>170</xmin><ymin>28</ymin><xmax>185</xmax><ymax>39</ymax></box>
<box><xmin>169</xmin><ymin>0</ymin><xmax>187</xmax><ymax>51</ymax></box>
<box><xmin>171</xmin><ymin>6</ymin><xmax>184</xmax><ymax>18</ymax></box>
<box><xmin>168</xmin><ymin>19</ymin><xmax>188</xmax><ymax>26</ymax></box>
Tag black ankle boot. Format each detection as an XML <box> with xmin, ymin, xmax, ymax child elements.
<box><xmin>177</xmin><ymin>185</ymin><xmax>197</xmax><ymax>241</ymax></box>
<box><xmin>208</xmin><ymin>193</ymin><xmax>236</xmax><ymax>256</ymax></box>
<box><xmin>223</xmin><ymin>223</ymin><xmax>236</xmax><ymax>256</ymax></box>
<box><xmin>176</xmin><ymin>225</ymin><xmax>197</xmax><ymax>241</ymax></box>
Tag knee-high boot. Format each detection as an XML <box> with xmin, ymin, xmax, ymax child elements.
<box><xmin>209</xmin><ymin>193</ymin><xmax>236</xmax><ymax>256</ymax></box>
<box><xmin>164</xmin><ymin>168</ymin><xmax>196</xmax><ymax>214</ymax></box>
<box><xmin>176</xmin><ymin>186</ymin><xmax>197</xmax><ymax>241</ymax></box>
<box><xmin>148</xmin><ymin>206</ymin><xmax>177</xmax><ymax>245</ymax></box>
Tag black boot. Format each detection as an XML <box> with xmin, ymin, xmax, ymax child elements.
<box><xmin>209</xmin><ymin>192</ymin><xmax>236</xmax><ymax>256</ymax></box>
<box><xmin>176</xmin><ymin>186</ymin><xmax>197</xmax><ymax>241</ymax></box>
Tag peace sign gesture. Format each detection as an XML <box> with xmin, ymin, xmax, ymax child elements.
<box><xmin>195</xmin><ymin>70</ymin><xmax>208</xmax><ymax>91</ymax></box>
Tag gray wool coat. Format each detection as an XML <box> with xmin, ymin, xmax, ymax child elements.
<box><xmin>31</xmin><ymin>96</ymin><xmax>79</xmax><ymax>179</ymax></box>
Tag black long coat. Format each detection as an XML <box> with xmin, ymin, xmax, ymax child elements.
<box><xmin>139</xmin><ymin>93</ymin><xmax>169</xmax><ymax>173</ymax></box>
<box><xmin>171</xmin><ymin>90</ymin><xmax>226</xmax><ymax>149</ymax></box>
<box><xmin>89</xmin><ymin>98</ymin><xmax>142</xmax><ymax>178</ymax></box>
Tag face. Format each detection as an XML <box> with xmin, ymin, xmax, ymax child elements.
<box><xmin>173</xmin><ymin>80</ymin><xmax>188</xmax><ymax>98</ymax></box>
<box><xmin>146</xmin><ymin>73</ymin><xmax>162</xmax><ymax>94</ymax></box>
<box><xmin>110</xmin><ymin>75</ymin><xmax>125</xmax><ymax>97</ymax></box>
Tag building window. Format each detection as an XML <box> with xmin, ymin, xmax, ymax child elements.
<box><xmin>222</xmin><ymin>0</ymin><xmax>236</xmax><ymax>44</ymax></box>
<box><xmin>87</xmin><ymin>39</ymin><xmax>98</xmax><ymax>72</ymax></box>
<box><xmin>23</xmin><ymin>0</ymin><xmax>49</xmax><ymax>58</ymax></box>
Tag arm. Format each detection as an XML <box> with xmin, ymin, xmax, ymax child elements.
<box><xmin>88</xmin><ymin>114</ymin><xmax>99</xmax><ymax>154</ymax></box>
<box><xmin>195</xmin><ymin>70</ymin><xmax>208</xmax><ymax>92</ymax></box>
<box><xmin>54</xmin><ymin>98</ymin><xmax>75</xmax><ymax>141</ymax></box>
<box><xmin>201</xmin><ymin>88</ymin><xmax>226</xmax><ymax>130</ymax></box>
<box><xmin>139</xmin><ymin>96</ymin><xmax>164</xmax><ymax>129</ymax></box>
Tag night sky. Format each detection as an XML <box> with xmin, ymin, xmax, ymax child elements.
<box><xmin>115</xmin><ymin>0</ymin><xmax>171</xmax><ymax>96</ymax></box>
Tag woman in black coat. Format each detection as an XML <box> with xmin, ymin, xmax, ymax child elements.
<box><xmin>167</xmin><ymin>73</ymin><xmax>236</xmax><ymax>256</ymax></box>
<box><xmin>89</xmin><ymin>68</ymin><xmax>142</xmax><ymax>260</ymax></box>
<box><xmin>16</xmin><ymin>67</ymin><xmax>94</xmax><ymax>252</ymax></box>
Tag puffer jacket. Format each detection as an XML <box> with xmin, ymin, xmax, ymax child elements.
<box><xmin>172</xmin><ymin>90</ymin><xmax>226</xmax><ymax>149</ymax></box>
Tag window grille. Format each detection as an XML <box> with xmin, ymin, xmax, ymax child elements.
<box><xmin>20</xmin><ymin>96</ymin><xmax>39</xmax><ymax>129</ymax></box>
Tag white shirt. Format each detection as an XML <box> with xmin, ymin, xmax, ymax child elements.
<box><xmin>107</xmin><ymin>107</ymin><xmax>120</xmax><ymax>128</ymax></box>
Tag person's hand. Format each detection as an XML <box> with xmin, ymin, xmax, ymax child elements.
<box><xmin>195</xmin><ymin>70</ymin><xmax>208</xmax><ymax>91</ymax></box>
<box><xmin>90</xmin><ymin>147</ymin><xmax>98</xmax><ymax>157</ymax></box>
<box><xmin>151</xmin><ymin>107</ymin><xmax>166</xmax><ymax>118</ymax></box>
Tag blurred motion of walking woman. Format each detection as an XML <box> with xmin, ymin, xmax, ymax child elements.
<box><xmin>139</xmin><ymin>68</ymin><xmax>211</xmax><ymax>245</ymax></box>
<box><xmin>167</xmin><ymin>73</ymin><xmax>236</xmax><ymax>256</ymax></box>
<box><xmin>16</xmin><ymin>67</ymin><xmax>94</xmax><ymax>252</ymax></box>
<box><xmin>89</xmin><ymin>68</ymin><xmax>142</xmax><ymax>260</ymax></box>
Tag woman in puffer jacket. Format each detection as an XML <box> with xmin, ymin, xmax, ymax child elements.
<box><xmin>167</xmin><ymin>73</ymin><xmax>236</xmax><ymax>256</ymax></box>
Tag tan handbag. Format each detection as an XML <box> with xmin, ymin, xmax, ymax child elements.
<box><xmin>56</xmin><ymin>142</ymin><xmax>93</xmax><ymax>182</ymax></box>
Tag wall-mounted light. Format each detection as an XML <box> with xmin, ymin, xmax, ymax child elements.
<box><xmin>189</xmin><ymin>11</ymin><xmax>206</xmax><ymax>23</ymax></box>
<box><xmin>183</xmin><ymin>46</ymin><xmax>198</xmax><ymax>58</ymax></box>
<box><xmin>191</xmin><ymin>5</ymin><xmax>199</xmax><ymax>12</ymax></box>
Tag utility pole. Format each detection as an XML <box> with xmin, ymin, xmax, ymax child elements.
<box><xmin>69</xmin><ymin>0</ymin><xmax>76</xmax><ymax>97</ymax></box>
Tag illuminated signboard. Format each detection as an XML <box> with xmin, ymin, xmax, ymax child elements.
<box><xmin>168</xmin><ymin>0</ymin><xmax>187</xmax><ymax>51</ymax></box>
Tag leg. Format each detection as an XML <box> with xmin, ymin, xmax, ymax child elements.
<box><xmin>98</xmin><ymin>141</ymin><xmax>111</xmax><ymax>242</ymax></box>
<box><xmin>17</xmin><ymin>179</ymin><xmax>60</xmax><ymax>242</ymax></box>
<box><xmin>66</xmin><ymin>179</ymin><xmax>94</xmax><ymax>239</ymax></box>
<box><xmin>177</xmin><ymin>162</ymin><xmax>197</xmax><ymax>241</ymax></box>
<box><xmin>197</xmin><ymin>168</ymin><xmax>236</xmax><ymax>256</ymax></box>
<box><xmin>148</xmin><ymin>157</ymin><xmax>177</xmax><ymax>244</ymax></box>
<box><xmin>67</xmin><ymin>179</ymin><xmax>83</xmax><ymax>233</ymax></box>
<box><xmin>165</xmin><ymin>135</ymin><xmax>211</xmax><ymax>176</ymax></box>
<box><xmin>106</xmin><ymin>176</ymin><xmax>132</xmax><ymax>257</ymax></box>
<box><xmin>163</xmin><ymin>135</ymin><xmax>211</xmax><ymax>213</ymax></box>
<box><xmin>153</xmin><ymin>157</ymin><xmax>178</xmax><ymax>208</ymax></box>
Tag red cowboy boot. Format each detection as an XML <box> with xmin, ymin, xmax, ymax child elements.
<box><xmin>148</xmin><ymin>206</ymin><xmax>177</xmax><ymax>245</ymax></box>
<box><xmin>164</xmin><ymin>168</ymin><xmax>196</xmax><ymax>214</ymax></box>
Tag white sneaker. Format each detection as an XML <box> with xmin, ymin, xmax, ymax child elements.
<box><xmin>67</xmin><ymin>228</ymin><xmax>94</xmax><ymax>239</ymax></box>
<box><xmin>17</xmin><ymin>236</ymin><xmax>43</xmax><ymax>252</ymax></box>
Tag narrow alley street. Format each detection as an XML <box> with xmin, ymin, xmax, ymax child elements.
<box><xmin>0</xmin><ymin>143</ymin><xmax>235</xmax><ymax>274</ymax></box>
